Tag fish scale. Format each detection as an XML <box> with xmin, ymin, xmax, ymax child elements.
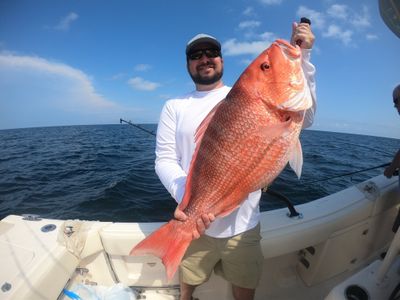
<box><xmin>130</xmin><ymin>39</ymin><xmax>312</xmax><ymax>281</ymax></box>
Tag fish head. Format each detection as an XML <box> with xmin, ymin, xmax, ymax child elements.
<box><xmin>237</xmin><ymin>39</ymin><xmax>310</xmax><ymax>111</ymax></box>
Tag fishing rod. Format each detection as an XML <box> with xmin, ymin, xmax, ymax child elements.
<box><xmin>304</xmin><ymin>162</ymin><xmax>396</xmax><ymax>184</ymax></box>
<box><xmin>120</xmin><ymin>118</ymin><xmax>156</xmax><ymax>137</ymax></box>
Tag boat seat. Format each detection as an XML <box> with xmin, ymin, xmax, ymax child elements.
<box><xmin>99</xmin><ymin>221</ymin><xmax>179</xmax><ymax>286</ymax></box>
<box><xmin>0</xmin><ymin>215</ymin><xmax>79</xmax><ymax>300</ymax></box>
<box><xmin>99</xmin><ymin>222</ymin><xmax>163</xmax><ymax>255</ymax></box>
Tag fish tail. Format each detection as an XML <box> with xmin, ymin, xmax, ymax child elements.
<box><xmin>129</xmin><ymin>220</ymin><xmax>192</xmax><ymax>281</ymax></box>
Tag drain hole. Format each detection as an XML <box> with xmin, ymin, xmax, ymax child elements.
<box><xmin>345</xmin><ymin>285</ymin><xmax>369</xmax><ymax>300</ymax></box>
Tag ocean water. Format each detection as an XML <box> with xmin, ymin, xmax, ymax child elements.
<box><xmin>0</xmin><ymin>124</ymin><xmax>398</xmax><ymax>222</ymax></box>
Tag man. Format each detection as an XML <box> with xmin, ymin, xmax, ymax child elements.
<box><xmin>384</xmin><ymin>84</ymin><xmax>400</xmax><ymax>179</ymax></box>
<box><xmin>155</xmin><ymin>22</ymin><xmax>316</xmax><ymax>300</ymax></box>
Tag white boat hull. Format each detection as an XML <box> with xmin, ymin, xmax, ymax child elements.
<box><xmin>1</xmin><ymin>175</ymin><xmax>399</xmax><ymax>299</ymax></box>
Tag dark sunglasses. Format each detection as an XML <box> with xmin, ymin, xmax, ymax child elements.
<box><xmin>187</xmin><ymin>49</ymin><xmax>221</xmax><ymax>60</ymax></box>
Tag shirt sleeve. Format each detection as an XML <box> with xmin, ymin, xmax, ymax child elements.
<box><xmin>301</xmin><ymin>48</ymin><xmax>317</xmax><ymax>129</ymax></box>
<box><xmin>155</xmin><ymin>101</ymin><xmax>187</xmax><ymax>204</ymax></box>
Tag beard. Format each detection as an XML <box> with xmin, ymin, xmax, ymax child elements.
<box><xmin>189</xmin><ymin>63</ymin><xmax>224</xmax><ymax>85</ymax></box>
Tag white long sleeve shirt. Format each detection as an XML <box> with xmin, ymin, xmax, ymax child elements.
<box><xmin>155</xmin><ymin>49</ymin><xmax>317</xmax><ymax>238</ymax></box>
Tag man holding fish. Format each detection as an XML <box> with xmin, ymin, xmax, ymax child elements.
<box><xmin>384</xmin><ymin>84</ymin><xmax>400</xmax><ymax>181</ymax></box>
<box><xmin>131</xmin><ymin>20</ymin><xmax>316</xmax><ymax>300</ymax></box>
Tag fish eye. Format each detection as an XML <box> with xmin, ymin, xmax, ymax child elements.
<box><xmin>260</xmin><ymin>62</ymin><xmax>270</xmax><ymax>71</ymax></box>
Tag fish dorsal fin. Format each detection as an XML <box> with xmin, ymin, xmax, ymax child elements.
<box><xmin>289</xmin><ymin>138</ymin><xmax>303</xmax><ymax>178</ymax></box>
<box><xmin>179</xmin><ymin>99</ymin><xmax>225</xmax><ymax>210</ymax></box>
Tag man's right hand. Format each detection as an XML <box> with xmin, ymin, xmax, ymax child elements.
<box><xmin>384</xmin><ymin>165</ymin><xmax>396</xmax><ymax>178</ymax></box>
<box><xmin>174</xmin><ymin>206</ymin><xmax>215</xmax><ymax>239</ymax></box>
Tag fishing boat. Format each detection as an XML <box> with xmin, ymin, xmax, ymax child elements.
<box><xmin>1</xmin><ymin>174</ymin><xmax>399</xmax><ymax>300</ymax></box>
<box><xmin>2</xmin><ymin>0</ymin><xmax>399</xmax><ymax>298</ymax></box>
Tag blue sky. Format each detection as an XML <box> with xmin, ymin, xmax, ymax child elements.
<box><xmin>0</xmin><ymin>0</ymin><xmax>399</xmax><ymax>138</ymax></box>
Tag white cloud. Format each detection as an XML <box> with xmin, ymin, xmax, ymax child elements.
<box><xmin>327</xmin><ymin>4</ymin><xmax>348</xmax><ymax>20</ymax></box>
<box><xmin>322</xmin><ymin>25</ymin><xmax>353</xmax><ymax>45</ymax></box>
<box><xmin>351</xmin><ymin>6</ymin><xmax>370</xmax><ymax>29</ymax></box>
<box><xmin>109</xmin><ymin>72</ymin><xmax>126</xmax><ymax>80</ymax></box>
<box><xmin>296</xmin><ymin>6</ymin><xmax>326</xmax><ymax>30</ymax></box>
<box><xmin>239</xmin><ymin>58</ymin><xmax>253</xmax><ymax>66</ymax></box>
<box><xmin>0</xmin><ymin>52</ymin><xmax>115</xmax><ymax>109</ymax></box>
<box><xmin>0</xmin><ymin>52</ymin><xmax>146</xmax><ymax>129</ymax></box>
<box><xmin>243</xmin><ymin>7</ymin><xmax>256</xmax><ymax>17</ymax></box>
<box><xmin>223</xmin><ymin>32</ymin><xmax>276</xmax><ymax>56</ymax></box>
<box><xmin>366</xmin><ymin>34</ymin><xmax>378</xmax><ymax>41</ymax></box>
<box><xmin>259</xmin><ymin>0</ymin><xmax>283</xmax><ymax>5</ymax></box>
<box><xmin>128</xmin><ymin>77</ymin><xmax>160</xmax><ymax>91</ymax></box>
<box><xmin>296</xmin><ymin>4</ymin><xmax>372</xmax><ymax>46</ymax></box>
<box><xmin>259</xmin><ymin>32</ymin><xmax>275</xmax><ymax>41</ymax></box>
<box><xmin>134</xmin><ymin>64</ymin><xmax>152</xmax><ymax>72</ymax></box>
<box><xmin>238</xmin><ymin>21</ymin><xmax>261</xmax><ymax>30</ymax></box>
<box><xmin>54</xmin><ymin>12</ymin><xmax>78</xmax><ymax>31</ymax></box>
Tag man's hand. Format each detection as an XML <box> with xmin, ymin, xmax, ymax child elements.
<box><xmin>384</xmin><ymin>165</ymin><xmax>396</xmax><ymax>178</ymax></box>
<box><xmin>174</xmin><ymin>206</ymin><xmax>215</xmax><ymax>239</ymax></box>
<box><xmin>291</xmin><ymin>22</ymin><xmax>315</xmax><ymax>49</ymax></box>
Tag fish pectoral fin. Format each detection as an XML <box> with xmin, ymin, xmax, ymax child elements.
<box><xmin>255</xmin><ymin>119</ymin><xmax>291</xmax><ymax>142</ymax></box>
<box><xmin>288</xmin><ymin>138</ymin><xmax>303</xmax><ymax>178</ymax></box>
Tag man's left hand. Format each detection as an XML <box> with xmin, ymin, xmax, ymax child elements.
<box><xmin>291</xmin><ymin>22</ymin><xmax>315</xmax><ymax>49</ymax></box>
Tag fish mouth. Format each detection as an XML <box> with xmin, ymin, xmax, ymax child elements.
<box><xmin>275</xmin><ymin>39</ymin><xmax>300</xmax><ymax>61</ymax></box>
<box><xmin>275</xmin><ymin>39</ymin><xmax>296</xmax><ymax>50</ymax></box>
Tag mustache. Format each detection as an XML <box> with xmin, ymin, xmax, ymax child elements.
<box><xmin>196</xmin><ymin>61</ymin><xmax>215</xmax><ymax>70</ymax></box>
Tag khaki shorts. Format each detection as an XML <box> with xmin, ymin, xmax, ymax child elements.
<box><xmin>179</xmin><ymin>223</ymin><xmax>263</xmax><ymax>289</ymax></box>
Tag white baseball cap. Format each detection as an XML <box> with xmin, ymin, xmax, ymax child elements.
<box><xmin>186</xmin><ymin>33</ymin><xmax>221</xmax><ymax>55</ymax></box>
